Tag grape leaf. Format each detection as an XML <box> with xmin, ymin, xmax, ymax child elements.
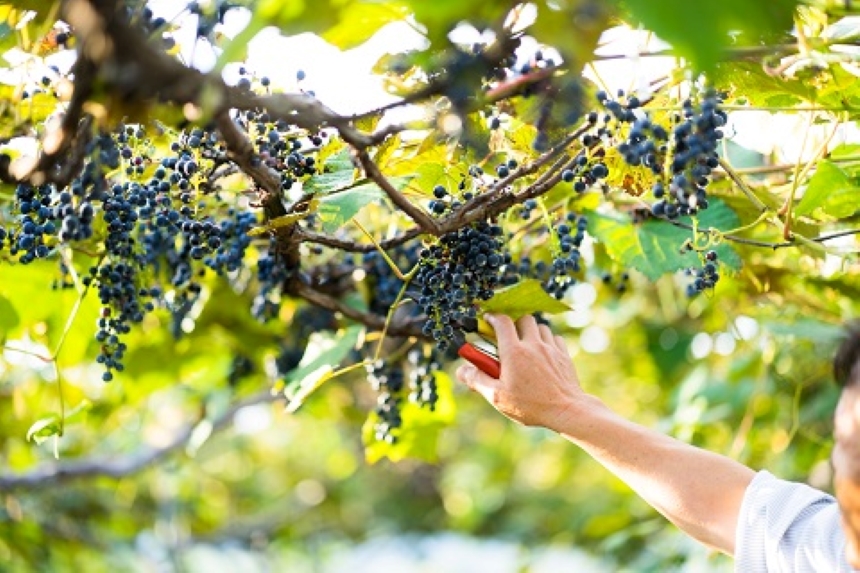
<box><xmin>318</xmin><ymin>182</ymin><xmax>384</xmax><ymax>232</ymax></box>
<box><xmin>621</xmin><ymin>0</ymin><xmax>798</xmax><ymax>72</ymax></box>
<box><xmin>283</xmin><ymin>325</ymin><xmax>362</xmax><ymax>411</ymax></box>
<box><xmin>795</xmin><ymin>160</ymin><xmax>860</xmax><ymax>219</ymax></box>
<box><xmin>830</xmin><ymin>144</ymin><xmax>860</xmax><ymax>160</ymax></box>
<box><xmin>303</xmin><ymin>149</ymin><xmax>355</xmax><ymax>195</ymax></box>
<box><xmin>317</xmin><ymin>177</ymin><xmax>411</xmax><ymax>232</ymax></box>
<box><xmin>0</xmin><ymin>293</ymin><xmax>20</xmax><ymax>336</ymax></box>
<box><xmin>714</xmin><ymin>62</ymin><xmax>813</xmax><ymax>107</ymax></box>
<box><xmin>587</xmin><ymin>199</ymin><xmax>742</xmax><ymax>281</ymax></box>
<box><xmin>303</xmin><ymin>171</ymin><xmax>354</xmax><ymax>195</ymax></box>
<box><xmin>478</xmin><ymin>279</ymin><xmax>571</xmax><ymax>319</ymax></box>
<box><xmin>248</xmin><ymin>199</ymin><xmax>319</xmax><ymax>236</ymax></box>
<box><xmin>322</xmin><ymin>2</ymin><xmax>409</xmax><ymax>49</ymax></box>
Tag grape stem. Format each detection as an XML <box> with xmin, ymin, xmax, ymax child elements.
<box><xmin>663</xmin><ymin>218</ymin><xmax>860</xmax><ymax>250</ymax></box>
<box><xmin>352</xmin><ymin>219</ymin><xmax>409</xmax><ymax>280</ymax></box>
<box><xmin>374</xmin><ymin>265</ymin><xmax>419</xmax><ymax>362</ymax></box>
<box><xmin>717</xmin><ymin>158</ymin><xmax>769</xmax><ymax>213</ymax></box>
<box><xmin>780</xmin><ymin>112</ymin><xmax>845</xmax><ymax>240</ymax></box>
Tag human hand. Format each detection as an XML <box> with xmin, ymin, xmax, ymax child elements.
<box><xmin>455</xmin><ymin>314</ymin><xmax>589</xmax><ymax>430</ymax></box>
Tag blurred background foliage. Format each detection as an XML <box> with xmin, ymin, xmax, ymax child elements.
<box><xmin>1</xmin><ymin>0</ymin><xmax>859</xmax><ymax>571</ymax></box>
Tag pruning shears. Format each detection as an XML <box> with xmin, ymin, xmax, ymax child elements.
<box><xmin>453</xmin><ymin>316</ymin><xmax>501</xmax><ymax>378</ymax></box>
<box><xmin>402</xmin><ymin>288</ymin><xmax>501</xmax><ymax>378</ymax></box>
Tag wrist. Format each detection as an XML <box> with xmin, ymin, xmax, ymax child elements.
<box><xmin>545</xmin><ymin>393</ymin><xmax>611</xmax><ymax>436</ymax></box>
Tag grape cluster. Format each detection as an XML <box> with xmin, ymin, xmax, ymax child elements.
<box><xmin>187</xmin><ymin>0</ymin><xmax>240</xmax><ymax>40</ymax></box>
<box><xmin>8</xmin><ymin>184</ymin><xmax>57</xmax><ymax>263</ymax></box>
<box><xmin>205</xmin><ymin>209</ymin><xmax>256</xmax><ymax>274</ymax></box>
<box><xmin>545</xmin><ymin>214</ymin><xmax>588</xmax><ymax>299</ymax></box>
<box><xmin>252</xmin><ymin>244</ymin><xmax>292</xmax><ymax>322</ymax></box>
<box><xmin>89</xmin><ymin>263</ymin><xmax>157</xmax><ymax>381</ymax></box>
<box><xmin>685</xmin><ymin>249</ymin><xmax>721</xmax><ymax>297</ymax></box>
<box><xmin>595</xmin><ymin>89</ymin><xmax>725</xmax><ymax>218</ymax></box>
<box><xmin>367</xmin><ymin>360</ymin><xmax>405</xmax><ymax>444</ymax></box>
<box><xmin>407</xmin><ymin>347</ymin><xmax>441</xmax><ymax>411</ymax></box>
<box><xmin>415</xmin><ymin>221</ymin><xmax>507</xmax><ymax>351</ymax></box>
<box><xmin>237</xmin><ymin>111</ymin><xmax>321</xmax><ymax>191</ymax></box>
<box><xmin>560</xmin><ymin>150</ymin><xmax>606</xmax><ymax>195</ymax></box>
<box><xmin>364</xmin><ymin>344</ymin><xmax>443</xmax><ymax>444</ymax></box>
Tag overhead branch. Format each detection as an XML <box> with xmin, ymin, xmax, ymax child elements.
<box><xmin>0</xmin><ymin>390</ymin><xmax>280</xmax><ymax>490</ymax></box>
<box><xmin>295</xmin><ymin>227</ymin><xmax>422</xmax><ymax>253</ymax></box>
<box><xmin>354</xmin><ymin>148</ymin><xmax>440</xmax><ymax>234</ymax></box>
<box><xmin>291</xmin><ymin>279</ymin><xmax>425</xmax><ymax>338</ymax></box>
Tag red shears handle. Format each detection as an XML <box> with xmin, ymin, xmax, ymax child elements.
<box><xmin>457</xmin><ymin>343</ymin><xmax>501</xmax><ymax>378</ymax></box>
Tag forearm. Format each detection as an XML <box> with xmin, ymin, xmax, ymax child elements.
<box><xmin>554</xmin><ymin>396</ymin><xmax>755</xmax><ymax>555</ymax></box>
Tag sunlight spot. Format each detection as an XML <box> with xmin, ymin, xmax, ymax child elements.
<box><xmin>690</xmin><ymin>332</ymin><xmax>712</xmax><ymax>359</ymax></box>
<box><xmin>733</xmin><ymin>315</ymin><xmax>759</xmax><ymax>341</ymax></box>
<box><xmin>570</xmin><ymin>282</ymin><xmax>596</xmax><ymax>307</ymax></box>
<box><xmin>713</xmin><ymin>332</ymin><xmax>736</xmax><ymax>356</ymax></box>
<box><xmin>295</xmin><ymin>479</ymin><xmax>326</xmax><ymax>507</ymax></box>
<box><xmin>234</xmin><ymin>403</ymin><xmax>272</xmax><ymax>434</ymax></box>
<box><xmin>579</xmin><ymin>325</ymin><xmax>609</xmax><ymax>353</ymax></box>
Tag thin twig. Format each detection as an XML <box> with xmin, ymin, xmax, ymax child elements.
<box><xmin>662</xmin><ymin>218</ymin><xmax>860</xmax><ymax>249</ymax></box>
<box><xmin>717</xmin><ymin>158</ymin><xmax>769</xmax><ymax>213</ymax></box>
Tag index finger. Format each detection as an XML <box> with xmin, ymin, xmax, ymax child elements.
<box><xmin>484</xmin><ymin>313</ymin><xmax>519</xmax><ymax>355</ymax></box>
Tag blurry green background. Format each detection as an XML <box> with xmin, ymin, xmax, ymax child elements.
<box><xmin>1</xmin><ymin>253</ymin><xmax>852</xmax><ymax>571</ymax></box>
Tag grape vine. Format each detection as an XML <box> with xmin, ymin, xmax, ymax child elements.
<box><xmin>1</xmin><ymin>0</ymin><xmax>858</xmax><ymax>456</ymax></box>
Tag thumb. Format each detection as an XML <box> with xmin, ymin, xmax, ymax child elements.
<box><xmin>456</xmin><ymin>363</ymin><xmax>497</xmax><ymax>404</ymax></box>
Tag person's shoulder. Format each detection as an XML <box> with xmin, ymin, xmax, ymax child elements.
<box><xmin>736</xmin><ymin>470</ymin><xmax>854</xmax><ymax>572</ymax></box>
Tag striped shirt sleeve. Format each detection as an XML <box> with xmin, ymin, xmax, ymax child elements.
<box><xmin>735</xmin><ymin>470</ymin><xmax>858</xmax><ymax>572</ymax></box>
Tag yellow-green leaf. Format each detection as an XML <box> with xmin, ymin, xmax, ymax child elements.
<box><xmin>478</xmin><ymin>279</ymin><xmax>571</xmax><ymax>319</ymax></box>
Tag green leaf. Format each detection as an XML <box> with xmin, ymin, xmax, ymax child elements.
<box><xmin>408</xmin><ymin>0</ymin><xmax>510</xmax><ymax>49</ymax></box>
<box><xmin>322</xmin><ymin>2</ymin><xmax>409</xmax><ymax>49</ymax></box>
<box><xmin>316</xmin><ymin>137</ymin><xmax>347</xmax><ymax>170</ymax></box>
<box><xmin>587</xmin><ymin>199</ymin><xmax>742</xmax><ymax>280</ymax></box>
<box><xmin>830</xmin><ymin>144</ymin><xmax>860</xmax><ymax>160</ymax></box>
<box><xmin>318</xmin><ymin>177</ymin><xmax>411</xmax><ymax>232</ymax></box>
<box><xmin>363</xmin><ymin>371</ymin><xmax>456</xmax><ymax>463</ymax></box>
<box><xmin>283</xmin><ymin>325</ymin><xmax>363</xmax><ymax>411</ymax></box>
<box><xmin>531</xmin><ymin>0</ymin><xmax>609</xmax><ymax>66</ymax></box>
<box><xmin>0</xmin><ymin>293</ymin><xmax>20</xmax><ymax>336</ymax></box>
<box><xmin>321</xmin><ymin>148</ymin><xmax>354</xmax><ymax>174</ymax></box>
<box><xmin>715</xmin><ymin>62</ymin><xmax>813</xmax><ymax>107</ymax></box>
<box><xmin>622</xmin><ymin>0</ymin><xmax>798</xmax><ymax>72</ymax></box>
<box><xmin>318</xmin><ymin>182</ymin><xmax>383</xmax><ymax>232</ymax></box>
<box><xmin>795</xmin><ymin>160</ymin><xmax>859</xmax><ymax>219</ymax></box>
<box><xmin>478</xmin><ymin>279</ymin><xmax>571</xmax><ymax>319</ymax></box>
<box><xmin>303</xmin><ymin>149</ymin><xmax>355</xmax><ymax>195</ymax></box>
<box><xmin>373</xmin><ymin>134</ymin><xmax>401</xmax><ymax>169</ymax></box>
<box><xmin>26</xmin><ymin>414</ymin><xmax>61</xmax><ymax>445</ymax></box>
<box><xmin>248</xmin><ymin>200</ymin><xmax>318</xmax><ymax>236</ymax></box>
<box><xmin>64</xmin><ymin>399</ymin><xmax>92</xmax><ymax>423</ymax></box>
